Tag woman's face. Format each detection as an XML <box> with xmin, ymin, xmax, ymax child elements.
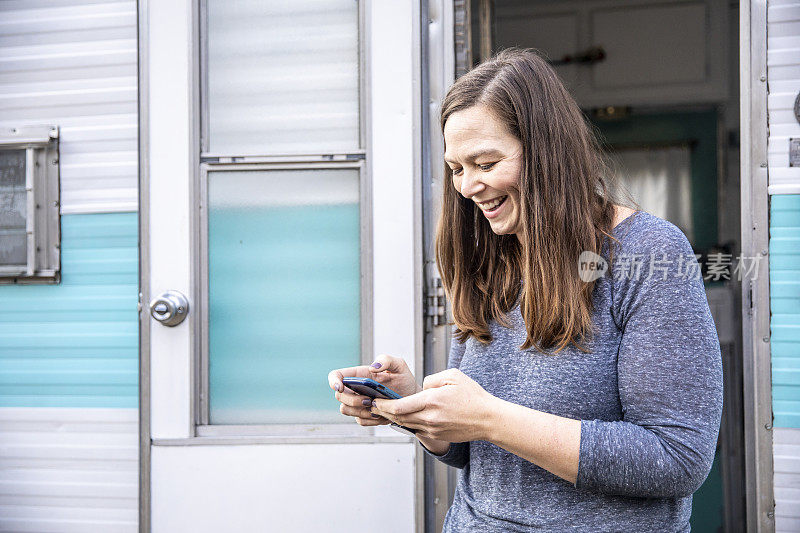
<box><xmin>444</xmin><ymin>104</ymin><xmax>524</xmax><ymax>240</ymax></box>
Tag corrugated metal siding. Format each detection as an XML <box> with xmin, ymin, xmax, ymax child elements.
<box><xmin>0</xmin><ymin>212</ymin><xmax>138</xmax><ymax>408</ymax></box>
<box><xmin>0</xmin><ymin>407</ymin><xmax>137</xmax><ymax>532</ymax></box>
<box><xmin>774</xmin><ymin>427</ymin><xmax>800</xmax><ymax>532</ymax></box>
<box><xmin>768</xmin><ymin>3</ymin><xmax>800</xmax><ymax>528</ymax></box>
<box><xmin>767</xmin><ymin>0</ymin><xmax>800</xmax><ymax>194</ymax></box>
<box><xmin>0</xmin><ymin>0</ymin><xmax>138</xmax><ymax>214</ymax></box>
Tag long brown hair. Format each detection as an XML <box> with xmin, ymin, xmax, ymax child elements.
<box><xmin>435</xmin><ymin>48</ymin><xmax>632</xmax><ymax>355</ymax></box>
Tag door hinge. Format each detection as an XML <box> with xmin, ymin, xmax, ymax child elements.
<box><xmin>426</xmin><ymin>275</ymin><xmax>446</xmax><ymax>325</ymax></box>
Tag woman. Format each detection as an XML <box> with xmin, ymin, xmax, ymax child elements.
<box><xmin>328</xmin><ymin>48</ymin><xmax>722</xmax><ymax>532</ymax></box>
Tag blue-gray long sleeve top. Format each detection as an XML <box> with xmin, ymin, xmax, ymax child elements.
<box><xmin>426</xmin><ymin>210</ymin><xmax>723</xmax><ymax>532</ymax></box>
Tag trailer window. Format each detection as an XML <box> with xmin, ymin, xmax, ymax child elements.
<box><xmin>0</xmin><ymin>127</ymin><xmax>60</xmax><ymax>284</ymax></box>
<box><xmin>0</xmin><ymin>150</ymin><xmax>27</xmax><ymax>267</ymax></box>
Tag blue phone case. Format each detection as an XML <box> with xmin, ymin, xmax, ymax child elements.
<box><xmin>341</xmin><ymin>377</ymin><xmax>403</xmax><ymax>399</ymax></box>
<box><xmin>341</xmin><ymin>377</ymin><xmax>416</xmax><ymax>435</ymax></box>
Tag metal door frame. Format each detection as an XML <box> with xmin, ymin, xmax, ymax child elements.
<box><xmin>740</xmin><ymin>1</ymin><xmax>775</xmax><ymax>531</ymax></box>
<box><xmin>421</xmin><ymin>0</ymin><xmax>458</xmax><ymax>531</ymax></box>
<box><xmin>136</xmin><ymin>0</ymin><xmax>151</xmax><ymax>529</ymax></box>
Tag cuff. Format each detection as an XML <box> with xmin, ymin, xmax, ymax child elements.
<box><xmin>419</xmin><ymin>440</ymin><xmax>469</xmax><ymax>469</ymax></box>
<box><xmin>576</xmin><ymin>419</ymin><xmax>599</xmax><ymax>491</ymax></box>
<box><xmin>420</xmin><ymin>440</ymin><xmax>454</xmax><ymax>458</ymax></box>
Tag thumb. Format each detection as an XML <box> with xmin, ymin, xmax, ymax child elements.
<box><xmin>373</xmin><ymin>389</ymin><xmax>432</xmax><ymax>415</ymax></box>
<box><xmin>368</xmin><ymin>354</ymin><xmax>409</xmax><ymax>375</ymax></box>
<box><xmin>422</xmin><ymin>368</ymin><xmax>462</xmax><ymax>390</ymax></box>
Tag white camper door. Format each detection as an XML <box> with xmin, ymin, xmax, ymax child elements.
<box><xmin>140</xmin><ymin>1</ymin><xmax>422</xmax><ymax>531</ymax></box>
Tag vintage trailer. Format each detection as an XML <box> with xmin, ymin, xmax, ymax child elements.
<box><xmin>0</xmin><ymin>1</ymin><xmax>797</xmax><ymax>532</ymax></box>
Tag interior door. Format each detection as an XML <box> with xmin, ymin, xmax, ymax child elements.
<box><xmin>140</xmin><ymin>1</ymin><xmax>423</xmax><ymax>530</ymax></box>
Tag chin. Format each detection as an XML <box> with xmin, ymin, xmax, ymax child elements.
<box><xmin>489</xmin><ymin>225</ymin><xmax>510</xmax><ymax>235</ymax></box>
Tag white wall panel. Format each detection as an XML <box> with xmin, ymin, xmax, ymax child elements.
<box><xmin>767</xmin><ymin>1</ymin><xmax>800</xmax><ymax>194</ymax></box>
<box><xmin>774</xmin><ymin>427</ymin><xmax>800</xmax><ymax>533</ymax></box>
<box><xmin>370</xmin><ymin>0</ymin><xmax>419</xmax><ymax>379</ymax></box>
<box><xmin>151</xmin><ymin>443</ymin><xmax>415</xmax><ymax>533</ymax></box>
<box><xmin>0</xmin><ymin>0</ymin><xmax>138</xmax><ymax>214</ymax></box>
<box><xmin>146</xmin><ymin>0</ymin><xmax>193</xmax><ymax>441</ymax></box>
<box><xmin>0</xmin><ymin>407</ymin><xmax>138</xmax><ymax>532</ymax></box>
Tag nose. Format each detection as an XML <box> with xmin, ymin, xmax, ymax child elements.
<box><xmin>457</xmin><ymin>168</ymin><xmax>486</xmax><ymax>200</ymax></box>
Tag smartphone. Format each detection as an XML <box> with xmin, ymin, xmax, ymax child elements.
<box><xmin>341</xmin><ymin>377</ymin><xmax>416</xmax><ymax>436</ymax></box>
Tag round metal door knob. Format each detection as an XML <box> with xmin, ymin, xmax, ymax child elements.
<box><xmin>795</xmin><ymin>91</ymin><xmax>800</xmax><ymax>125</ymax></box>
<box><xmin>149</xmin><ymin>290</ymin><xmax>189</xmax><ymax>327</ymax></box>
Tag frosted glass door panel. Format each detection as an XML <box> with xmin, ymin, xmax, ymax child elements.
<box><xmin>207</xmin><ymin>169</ymin><xmax>361</xmax><ymax>424</ymax></box>
<box><xmin>206</xmin><ymin>0</ymin><xmax>360</xmax><ymax>155</ymax></box>
<box><xmin>0</xmin><ymin>150</ymin><xmax>27</xmax><ymax>267</ymax></box>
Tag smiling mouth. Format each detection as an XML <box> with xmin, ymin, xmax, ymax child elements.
<box><xmin>478</xmin><ymin>195</ymin><xmax>508</xmax><ymax>212</ymax></box>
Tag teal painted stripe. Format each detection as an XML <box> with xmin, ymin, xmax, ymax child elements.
<box><xmin>0</xmin><ymin>212</ymin><xmax>139</xmax><ymax>408</ymax></box>
<box><xmin>770</xmin><ymin>195</ymin><xmax>800</xmax><ymax>428</ymax></box>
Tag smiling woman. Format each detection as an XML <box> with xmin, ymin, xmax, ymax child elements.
<box><xmin>329</xmin><ymin>48</ymin><xmax>722</xmax><ymax>532</ymax></box>
<box><xmin>437</xmin><ymin>49</ymin><xmax>626</xmax><ymax>354</ymax></box>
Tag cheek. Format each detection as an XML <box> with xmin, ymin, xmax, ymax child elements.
<box><xmin>452</xmin><ymin>175</ymin><xmax>465</xmax><ymax>196</ymax></box>
<box><xmin>496</xmin><ymin>171</ymin><xmax>520</xmax><ymax>197</ymax></box>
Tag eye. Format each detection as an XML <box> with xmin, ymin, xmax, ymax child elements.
<box><xmin>451</xmin><ymin>167</ymin><xmax>463</xmax><ymax>176</ymax></box>
<box><xmin>478</xmin><ymin>162</ymin><xmax>497</xmax><ymax>171</ymax></box>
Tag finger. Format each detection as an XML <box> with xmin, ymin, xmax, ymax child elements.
<box><xmin>340</xmin><ymin>403</ymin><xmax>384</xmax><ymax>420</ymax></box>
<box><xmin>372</xmin><ymin>389</ymin><xmax>432</xmax><ymax>416</ymax></box>
<box><xmin>327</xmin><ymin>365</ymin><xmax>373</xmax><ymax>392</ymax></box>
<box><xmin>368</xmin><ymin>354</ymin><xmax>409</xmax><ymax>375</ymax></box>
<box><xmin>365</xmin><ymin>403</ymin><xmax>402</xmax><ymax>425</ymax></box>
<box><xmin>335</xmin><ymin>390</ymin><xmax>376</xmax><ymax>408</ymax></box>
<box><xmin>387</xmin><ymin>410</ymin><xmax>432</xmax><ymax>430</ymax></box>
<box><xmin>383</xmin><ymin>414</ymin><xmax>428</xmax><ymax>432</ymax></box>
<box><xmin>327</xmin><ymin>369</ymin><xmax>344</xmax><ymax>392</ymax></box>
<box><xmin>355</xmin><ymin>416</ymin><xmax>390</xmax><ymax>427</ymax></box>
<box><xmin>422</xmin><ymin>368</ymin><xmax>462</xmax><ymax>390</ymax></box>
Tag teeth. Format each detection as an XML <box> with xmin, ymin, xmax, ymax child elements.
<box><xmin>479</xmin><ymin>196</ymin><xmax>507</xmax><ymax>210</ymax></box>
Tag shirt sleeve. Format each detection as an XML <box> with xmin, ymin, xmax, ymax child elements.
<box><xmin>420</xmin><ymin>327</ymin><xmax>470</xmax><ymax>469</ymax></box>
<box><xmin>575</xmin><ymin>223</ymin><xmax>723</xmax><ymax>498</ymax></box>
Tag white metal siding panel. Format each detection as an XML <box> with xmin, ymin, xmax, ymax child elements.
<box><xmin>151</xmin><ymin>443</ymin><xmax>415</xmax><ymax>532</ymax></box>
<box><xmin>0</xmin><ymin>407</ymin><xmax>138</xmax><ymax>532</ymax></box>
<box><xmin>768</xmin><ymin>1</ymin><xmax>800</xmax><ymax>194</ymax></box>
<box><xmin>0</xmin><ymin>0</ymin><xmax>138</xmax><ymax>214</ymax></box>
<box><xmin>768</xmin><ymin>3</ymin><xmax>800</xmax><ymax>532</ymax></box>
<box><xmin>774</xmin><ymin>427</ymin><xmax>800</xmax><ymax>532</ymax></box>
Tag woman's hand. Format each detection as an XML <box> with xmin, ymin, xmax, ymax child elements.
<box><xmin>328</xmin><ymin>354</ymin><xmax>421</xmax><ymax>427</ymax></box>
<box><xmin>372</xmin><ymin>367</ymin><xmax>581</xmax><ymax>483</ymax></box>
<box><xmin>370</xmin><ymin>368</ymin><xmax>497</xmax><ymax>443</ymax></box>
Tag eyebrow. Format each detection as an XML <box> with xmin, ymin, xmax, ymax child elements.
<box><xmin>444</xmin><ymin>148</ymin><xmax>503</xmax><ymax>165</ymax></box>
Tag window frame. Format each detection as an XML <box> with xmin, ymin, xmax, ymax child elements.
<box><xmin>0</xmin><ymin>125</ymin><xmax>60</xmax><ymax>284</ymax></box>
<box><xmin>193</xmin><ymin>1</ymin><xmax>373</xmax><ymax>437</ymax></box>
